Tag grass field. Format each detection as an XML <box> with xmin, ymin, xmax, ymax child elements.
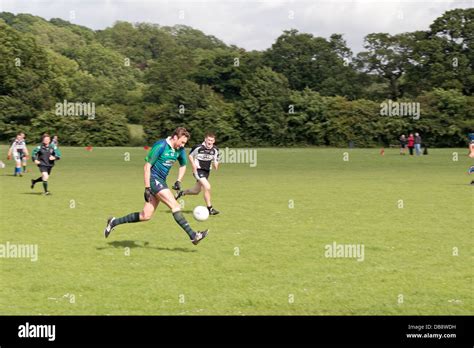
<box><xmin>0</xmin><ymin>146</ymin><xmax>472</xmax><ymax>315</ymax></box>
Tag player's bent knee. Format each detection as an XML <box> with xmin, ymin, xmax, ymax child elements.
<box><xmin>170</xmin><ymin>202</ymin><xmax>181</xmax><ymax>213</ymax></box>
<box><xmin>140</xmin><ymin>212</ymin><xmax>152</xmax><ymax>221</ymax></box>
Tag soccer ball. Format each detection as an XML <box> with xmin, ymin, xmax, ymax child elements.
<box><xmin>193</xmin><ymin>206</ymin><xmax>209</xmax><ymax>221</ymax></box>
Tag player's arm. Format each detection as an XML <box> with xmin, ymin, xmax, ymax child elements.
<box><xmin>177</xmin><ymin>165</ymin><xmax>186</xmax><ymax>183</ymax></box>
<box><xmin>172</xmin><ymin>148</ymin><xmax>187</xmax><ymax>190</ymax></box>
<box><xmin>144</xmin><ymin>162</ymin><xmax>151</xmax><ymax>187</ymax></box>
<box><xmin>213</xmin><ymin>148</ymin><xmax>219</xmax><ymax>171</ymax></box>
<box><xmin>143</xmin><ymin>141</ymin><xmax>165</xmax><ymax>201</ymax></box>
<box><xmin>143</xmin><ymin>162</ymin><xmax>153</xmax><ymax>202</ymax></box>
<box><xmin>7</xmin><ymin>142</ymin><xmax>14</xmax><ymax>159</ymax></box>
<box><xmin>51</xmin><ymin>145</ymin><xmax>61</xmax><ymax>160</ymax></box>
<box><xmin>143</xmin><ymin>146</ymin><xmax>156</xmax><ymax>202</ymax></box>
<box><xmin>188</xmin><ymin>145</ymin><xmax>200</xmax><ymax>175</ymax></box>
<box><xmin>32</xmin><ymin>146</ymin><xmax>40</xmax><ymax>164</ymax></box>
<box><xmin>188</xmin><ymin>154</ymin><xmax>198</xmax><ymax>173</ymax></box>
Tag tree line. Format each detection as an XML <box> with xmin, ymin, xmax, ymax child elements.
<box><xmin>0</xmin><ymin>9</ymin><xmax>472</xmax><ymax>147</ymax></box>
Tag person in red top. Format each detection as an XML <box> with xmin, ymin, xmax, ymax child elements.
<box><xmin>407</xmin><ymin>133</ymin><xmax>415</xmax><ymax>155</ymax></box>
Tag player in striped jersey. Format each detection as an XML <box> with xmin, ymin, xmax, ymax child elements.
<box><xmin>175</xmin><ymin>133</ymin><xmax>220</xmax><ymax>215</ymax></box>
<box><xmin>7</xmin><ymin>133</ymin><xmax>29</xmax><ymax>177</ymax></box>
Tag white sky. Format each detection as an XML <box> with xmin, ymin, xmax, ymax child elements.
<box><xmin>1</xmin><ymin>0</ymin><xmax>472</xmax><ymax>53</ymax></box>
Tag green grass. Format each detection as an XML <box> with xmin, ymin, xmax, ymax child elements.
<box><xmin>0</xmin><ymin>147</ymin><xmax>472</xmax><ymax>315</ymax></box>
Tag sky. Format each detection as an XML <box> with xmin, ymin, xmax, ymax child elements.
<box><xmin>0</xmin><ymin>0</ymin><xmax>472</xmax><ymax>53</ymax></box>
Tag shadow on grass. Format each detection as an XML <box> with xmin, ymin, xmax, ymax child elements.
<box><xmin>20</xmin><ymin>192</ymin><xmax>44</xmax><ymax>195</ymax></box>
<box><xmin>97</xmin><ymin>240</ymin><xmax>196</xmax><ymax>253</ymax></box>
<box><xmin>1</xmin><ymin>172</ymin><xmax>29</xmax><ymax>176</ymax></box>
<box><xmin>160</xmin><ymin>210</ymin><xmax>193</xmax><ymax>214</ymax></box>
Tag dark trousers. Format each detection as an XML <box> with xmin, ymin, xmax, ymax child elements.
<box><xmin>408</xmin><ymin>146</ymin><xmax>414</xmax><ymax>155</ymax></box>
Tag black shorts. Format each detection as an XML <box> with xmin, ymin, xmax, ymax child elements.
<box><xmin>39</xmin><ymin>165</ymin><xmax>53</xmax><ymax>174</ymax></box>
<box><xmin>196</xmin><ymin>169</ymin><xmax>210</xmax><ymax>181</ymax></box>
<box><xmin>150</xmin><ymin>177</ymin><xmax>168</xmax><ymax>195</ymax></box>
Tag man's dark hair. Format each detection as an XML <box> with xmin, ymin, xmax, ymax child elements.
<box><xmin>172</xmin><ymin>127</ymin><xmax>190</xmax><ymax>139</ymax></box>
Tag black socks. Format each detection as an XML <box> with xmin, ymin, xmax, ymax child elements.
<box><xmin>173</xmin><ymin>211</ymin><xmax>195</xmax><ymax>239</ymax></box>
<box><xmin>113</xmin><ymin>212</ymin><xmax>141</xmax><ymax>227</ymax></box>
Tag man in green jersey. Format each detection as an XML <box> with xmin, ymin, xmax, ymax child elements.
<box><xmin>103</xmin><ymin>127</ymin><xmax>209</xmax><ymax>245</ymax></box>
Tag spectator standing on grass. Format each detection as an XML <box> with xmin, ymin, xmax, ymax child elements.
<box><xmin>407</xmin><ymin>133</ymin><xmax>415</xmax><ymax>156</ymax></box>
<box><xmin>399</xmin><ymin>134</ymin><xmax>407</xmax><ymax>155</ymax></box>
<box><xmin>415</xmin><ymin>133</ymin><xmax>422</xmax><ymax>156</ymax></box>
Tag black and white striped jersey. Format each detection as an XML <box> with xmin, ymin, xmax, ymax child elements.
<box><xmin>189</xmin><ymin>143</ymin><xmax>219</xmax><ymax>171</ymax></box>
<box><xmin>10</xmin><ymin>139</ymin><xmax>26</xmax><ymax>156</ymax></box>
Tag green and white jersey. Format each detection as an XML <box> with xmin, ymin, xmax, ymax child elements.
<box><xmin>145</xmin><ymin>137</ymin><xmax>187</xmax><ymax>183</ymax></box>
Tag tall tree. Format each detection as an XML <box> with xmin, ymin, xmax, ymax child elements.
<box><xmin>237</xmin><ymin>67</ymin><xmax>291</xmax><ymax>145</ymax></box>
<box><xmin>356</xmin><ymin>33</ymin><xmax>412</xmax><ymax>100</ymax></box>
<box><xmin>264</xmin><ymin>29</ymin><xmax>363</xmax><ymax>98</ymax></box>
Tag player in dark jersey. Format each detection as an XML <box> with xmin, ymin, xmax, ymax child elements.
<box><xmin>31</xmin><ymin>133</ymin><xmax>62</xmax><ymax>195</ymax></box>
<box><xmin>175</xmin><ymin>133</ymin><xmax>220</xmax><ymax>215</ymax></box>
<box><xmin>103</xmin><ymin>127</ymin><xmax>209</xmax><ymax>245</ymax></box>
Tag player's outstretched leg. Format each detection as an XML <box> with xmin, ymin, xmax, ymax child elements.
<box><xmin>175</xmin><ymin>182</ymin><xmax>201</xmax><ymax>200</ymax></box>
<box><xmin>104</xmin><ymin>194</ymin><xmax>158</xmax><ymax>238</ymax></box>
<box><xmin>31</xmin><ymin>178</ymin><xmax>40</xmax><ymax>189</ymax></box>
<box><xmin>158</xmin><ymin>188</ymin><xmax>208</xmax><ymax>245</ymax></box>
<box><xmin>32</xmin><ymin>168</ymin><xmax>45</xmax><ymax>189</ymax></box>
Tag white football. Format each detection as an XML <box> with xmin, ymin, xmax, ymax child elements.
<box><xmin>0</xmin><ymin>161</ymin><xmax>5</xmax><ymax>169</ymax></box>
<box><xmin>193</xmin><ymin>206</ymin><xmax>209</xmax><ymax>221</ymax></box>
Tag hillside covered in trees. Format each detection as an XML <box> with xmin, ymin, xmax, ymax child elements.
<box><xmin>0</xmin><ymin>9</ymin><xmax>472</xmax><ymax>147</ymax></box>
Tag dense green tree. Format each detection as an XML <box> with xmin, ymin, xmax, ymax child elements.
<box><xmin>356</xmin><ymin>33</ymin><xmax>412</xmax><ymax>100</ymax></box>
<box><xmin>0</xmin><ymin>10</ymin><xmax>472</xmax><ymax>148</ymax></box>
<box><xmin>191</xmin><ymin>48</ymin><xmax>263</xmax><ymax>100</ymax></box>
<box><xmin>0</xmin><ymin>21</ymin><xmax>67</xmax><ymax>140</ymax></box>
<box><xmin>414</xmin><ymin>89</ymin><xmax>473</xmax><ymax>147</ymax></box>
<box><xmin>237</xmin><ymin>67</ymin><xmax>291</xmax><ymax>145</ymax></box>
<box><xmin>30</xmin><ymin>106</ymin><xmax>130</xmax><ymax>146</ymax></box>
<box><xmin>162</xmin><ymin>25</ymin><xmax>227</xmax><ymax>50</ymax></box>
<box><xmin>264</xmin><ymin>29</ymin><xmax>364</xmax><ymax>99</ymax></box>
